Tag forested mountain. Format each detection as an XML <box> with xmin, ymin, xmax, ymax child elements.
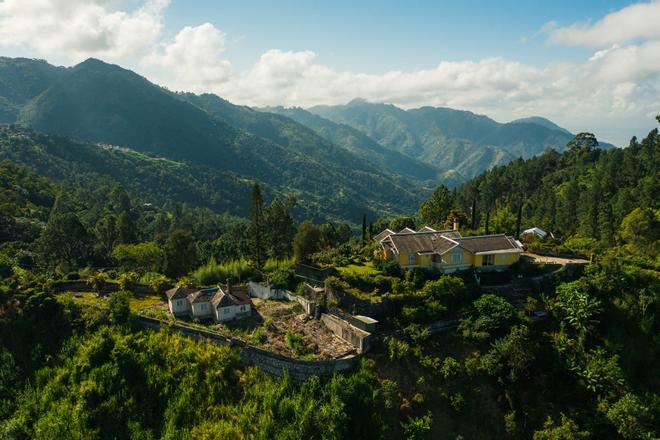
<box><xmin>418</xmin><ymin>126</ymin><xmax>659</xmax><ymax>257</ymax></box>
<box><xmin>0</xmin><ymin>57</ymin><xmax>426</xmax><ymax>223</ymax></box>
<box><xmin>260</xmin><ymin>105</ymin><xmax>451</xmax><ymax>183</ymax></box>
<box><xmin>309</xmin><ymin>99</ymin><xmax>611</xmax><ymax>179</ymax></box>
<box><xmin>0</xmin><ymin>57</ymin><xmax>63</xmax><ymax>123</ymax></box>
<box><xmin>0</xmin><ymin>126</ymin><xmax>255</xmax><ymax>217</ymax></box>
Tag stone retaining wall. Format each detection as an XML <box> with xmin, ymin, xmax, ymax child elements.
<box><xmin>137</xmin><ymin>316</ymin><xmax>361</xmax><ymax>382</ymax></box>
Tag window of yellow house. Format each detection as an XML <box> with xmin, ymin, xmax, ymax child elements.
<box><xmin>482</xmin><ymin>254</ymin><xmax>495</xmax><ymax>266</ymax></box>
<box><xmin>451</xmin><ymin>250</ymin><xmax>462</xmax><ymax>264</ymax></box>
<box><xmin>408</xmin><ymin>253</ymin><xmax>417</xmax><ymax>264</ymax></box>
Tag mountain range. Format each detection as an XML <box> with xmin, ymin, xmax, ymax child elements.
<box><xmin>0</xmin><ymin>56</ymin><xmax>608</xmax><ymax>223</ymax></box>
<box><xmin>306</xmin><ymin>99</ymin><xmax>612</xmax><ymax>180</ymax></box>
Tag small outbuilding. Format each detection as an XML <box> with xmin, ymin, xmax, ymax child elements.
<box><xmin>521</xmin><ymin>227</ymin><xmax>549</xmax><ymax>239</ymax></box>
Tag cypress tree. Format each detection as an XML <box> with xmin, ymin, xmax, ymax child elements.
<box><xmin>249</xmin><ymin>182</ymin><xmax>264</xmax><ymax>270</ymax></box>
<box><xmin>361</xmin><ymin>214</ymin><xmax>367</xmax><ymax>246</ymax></box>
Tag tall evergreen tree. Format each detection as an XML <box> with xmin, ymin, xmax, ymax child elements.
<box><xmin>361</xmin><ymin>214</ymin><xmax>367</xmax><ymax>246</ymax></box>
<box><xmin>263</xmin><ymin>196</ymin><xmax>297</xmax><ymax>261</ymax></box>
<box><xmin>419</xmin><ymin>185</ymin><xmax>453</xmax><ymax>228</ymax></box>
<box><xmin>249</xmin><ymin>182</ymin><xmax>265</xmax><ymax>269</ymax></box>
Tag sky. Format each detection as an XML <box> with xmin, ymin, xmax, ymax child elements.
<box><xmin>1</xmin><ymin>0</ymin><xmax>659</xmax><ymax>146</ymax></box>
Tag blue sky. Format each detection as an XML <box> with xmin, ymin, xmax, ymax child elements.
<box><xmin>0</xmin><ymin>0</ymin><xmax>659</xmax><ymax>145</ymax></box>
<box><xmin>163</xmin><ymin>1</ymin><xmax>633</xmax><ymax>71</ymax></box>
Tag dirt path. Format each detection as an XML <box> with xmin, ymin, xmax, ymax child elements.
<box><xmin>523</xmin><ymin>252</ymin><xmax>590</xmax><ymax>265</ymax></box>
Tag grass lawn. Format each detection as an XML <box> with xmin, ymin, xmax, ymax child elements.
<box><xmin>57</xmin><ymin>291</ymin><xmax>165</xmax><ymax>313</ymax></box>
<box><xmin>336</xmin><ymin>262</ymin><xmax>380</xmax><ymax>277</ymax></box>
<box><xmin>130</xmin><ymin>292</ymin><xmax>165</xmax><ymax>313</ymax></box>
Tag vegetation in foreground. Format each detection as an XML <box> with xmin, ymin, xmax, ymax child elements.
<box><xmin>0</xmin><ymin>119</ymin><xmax>658</xmax><ymax>438</ymax></box>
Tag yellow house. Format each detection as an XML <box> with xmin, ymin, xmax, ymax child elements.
<box><xmin>376</xmin><ymin>227</ymin><xmax>523</xmax><ymax>273</ymax></box>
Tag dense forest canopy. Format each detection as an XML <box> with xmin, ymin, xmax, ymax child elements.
<box><xmin>0</xmin><ymin>87</ymin><xmax>658</xmax><ymax>439</ymax></box>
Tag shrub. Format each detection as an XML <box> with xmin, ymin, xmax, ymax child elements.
<box><xmin>192</xmin><ymin>258</ymin><xmax>255</xmax><ymax>286</ymax></box>
<box><xmin>64</xmin><ymin>272</ymin><xmax>80</xmax><ymax>281</ymax></box>
<box><xmin>285</xmin><ymin>330</ymin><xmax>307</xmax><ymax>356</ymax></box>
<box><xmin>86</xmin><ymin>271</ymin><xmax>107</xmax><ymax>294</ymax></box>
<box><xmin>147</xmin><ymin>274</ymin><xmax>170</xmax><ymax>295</ymax></box>
<box><xmin>401</xmin><ymin>411</ymin><xmax>432</xmax><ymax>440</ymax></box>
<box><xmin>117</xmin><ymin>271</ymin><xmax>139</xmax><ymax>291</ymax></box>
<box><xmin>108</xmin><ymin>290</ymin><xmax>132</xmax><ymax>324</ymax></box>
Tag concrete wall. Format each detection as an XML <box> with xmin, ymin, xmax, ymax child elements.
<box><xmin>248</xmin><ymin>282</ymin><xmax>289</xmax><ymax>300</ymax></box>
<box><xmin>320</xmin><ymin>313</ymin><xmax>372</xmax><ymax>353</ymax></box>
<box><xmin>248</xmin><ymin>282</ymin><xmax>318</xmax><ymax>317</ymax></box>
<box><xmin>137</xmin><ymin>316</ymin><xmax>361</xmax><ymax>382</ymax></box>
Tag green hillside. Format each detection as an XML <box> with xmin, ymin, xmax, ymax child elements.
<box><xmin>0</xmin><ymin>58</ymin><xmax>426</xmax><ymax>223</ymax></box>
<box><xmin>260</xmin><ymin>105</ymin><xmax>448</xmax><ymax>183</ymax></box>
<box><xmin>309</xmin><ymin>99</ymin><xmax>595</xmax><ymax>179</ymax></box>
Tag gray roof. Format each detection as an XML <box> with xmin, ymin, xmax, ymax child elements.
<box><xmin>454</xmin><ymin>234</ymin><xmax>523</xmax><ymax>254</ymax></box>
<box><xmin>384</xmin><ymin>229</ymin><xmax>522</xmax><ymax>256</ymax></box>
<box><xmin>211</xmin><ymin>285</ymin><xmax>251</xmax><ymax>308</ymax></box>
<box><xmin>166</xmin><ymin>286</ymin><xmax>197</xmax><ymax>300</ymax></box>
<box><xmin>188</xmin><ymin>288</ymin><xmax>218</xmax><ymax>304</ymax></box>
<box><xmin>372</xmin><ymin>228</ymin><xmax>395</xmax><ymax>242</ymax></box>
<box><xmin>388</xmin><ymin>231</ymin><xmax>458</xmax><ymax>254</ymax></box>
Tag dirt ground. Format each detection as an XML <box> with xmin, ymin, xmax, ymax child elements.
<box><xmin>237</xmin><ymin>298</ymin><xmax>355</xmax><ymax>360</ymax></box>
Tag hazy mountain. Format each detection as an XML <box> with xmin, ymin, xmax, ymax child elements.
<box><xmin>259</xmin><ymin>105</ymin><xmax>456</xmax><ymax>183</ymax></box>
<box><xmin>0</xmin><ymin>58</ymin><xmax>427</xmax><ymax>222</ymax></box>
<box><xmin>510</xmin><ymin>116</ymin><xmax>572</xmax><ymax>135</ymax></box>
<box><xmin>0</xmin><ymin>57</ymin><xmax>63</xmax><ymax>123</ymax></box>
<box><xmin>308</xmin><ymin>99</ymin><xmax>592</xmax><ymax>179</ymax></box>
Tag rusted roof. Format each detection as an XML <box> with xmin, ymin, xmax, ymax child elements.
<box><xmin>417</xmin><ymin>226</ymin><xmax>437</xmax><ymax>232</ymax></box>
<box><xmin>399</xmin><ymin>227</ymin><xmax>416</xmax><ymax>233</ymax></box>
<box><xmin>454</xmin><ymin>234</ymin><xmax>523</xmax><ymax>254</ymax></box>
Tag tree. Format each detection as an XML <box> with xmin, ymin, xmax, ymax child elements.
<box><xmin>148</xmin><ymin>274</ymin><xmax>170</xmax><ymax>295</ymax></box>
<box><xmin>263</xmin><ymin>196</ymin><xmax>297</xmax><ymax>261</ymax></box>
<box><xmin>164</xmin><ymin>229</ymin><xmax>197</xmax><ymax>278</ymax></box>
<box><xmin>401</xmin><ymin>412</ymin><xmax>432</xmax><ymax>440</ymax></box>
<box><xmin>605</xmin><ymin>393</ymin><xmax>656</xmax><ymax>439</ymax></box>
<box><xmin>460</xmin><ymin>294</ymin><xmax>516</xmax><ymax>339</ymax></box>
<box><xmin>112</xmin><ymin>242</ymin><xmax>164</xmax><ymax>273</ymax></box>
<box><xmin>108</xmin><ymin>290</ymin><xmax>132</xmax><ymax>324</ymax></box>
<box><xmin>619</xmin><ymin>208</ymin><xmax>659</xmax><ymax>250</ymax></box>
<box><xmin>420</xmin><ymin>276</ymin><xmax>466</xmax><ymax>306</ymax></box>
<box><xmin>533</xmin><ymin>414</ymin><xmax>590</xmax><ymax>440</ymax></box>
<box><xmin>419</xmin><ymin>185</ymin><xmax>452</xmax><ymax>228</ymax></box>
<box><xmin>293</xmin><ymin>221</ymin><xmax>322</xmax><ymax>262</ymax></box>
<box><xmin>552</xmin><ymin>280</ymin><xmax>602</xmax><ymax>337</ymax></box>
<box><xmin>94</xmin><ymin>215</ymin><xmax>118</xmax><ymax>258</ymax></box>
<box><xmin>248</xmin><ymin>182</ymin><xmax>265</xmax><ymax>270</ymax></box>
<box><xmin>361</xmin><ymin>214</ymin><xmax>367</xmax><ymax>246</ymax></box>
<box><xmin>38</xmin><ymin>212</ymin><xmax>90</xmax><ymax>271</ymax></box>
<box><xmin>567</xmin><ymin>132</ymin><xmax>599</xmax><ymax>151</ymax></box>
<box><xmin>116</xmin><ymin>211</ymin><xmax>137</xmax><ymax>245</ymax></box>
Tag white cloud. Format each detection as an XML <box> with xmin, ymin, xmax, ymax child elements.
<box><xmin>0</xmin><ymin>0</ymin><xmax>169</xmax><ymax>62</ymax></box>
<box><xmin>548</xmin><ymin>0</ymin><xmax>660</xmax><ymax>47</ymax></box>
<box><xmin>0</xmin><ymin>0</ymin><xmax>657</xmax><ymax>146</ymax></box>
<box><xmin>144</xmin><ymin>23</ymin><xmax>231</xmax><ymax>92</ymax></box>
